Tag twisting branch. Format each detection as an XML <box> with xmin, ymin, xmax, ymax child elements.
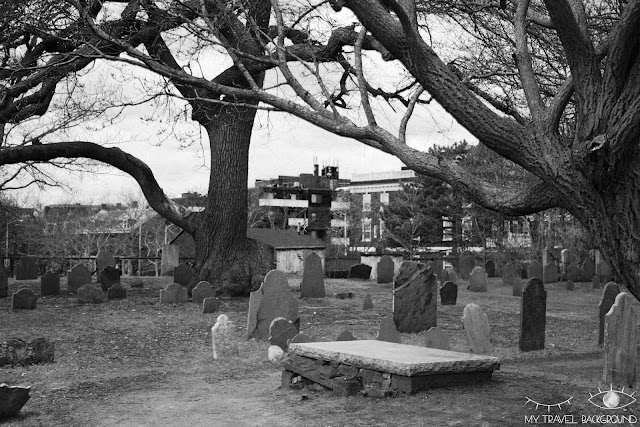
<box><xmin>399</xmin><ymin>87</ymin><xmax>425</xmax><ymax>143</ymax></box>
<box><xmin>354</xmin><ymin>29</ymin><xmax>377</xmax><ymax>126</ymax></box>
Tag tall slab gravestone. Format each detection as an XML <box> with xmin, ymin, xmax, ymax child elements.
<box><xmin>598</xmin><ymin>282</ymin><xmax>621</xmax><ymax>346</ymax></box>
<box><xmin>394</xmin><ymin>261</ymin><xmax>424</xmax><ymax>289</ymax></box>
<box><xmin>95</xmin><ymin>250</ymin><xmax>116</xmax><ymax>283</ymax></box>
<box><xmin>469</xmin><ymin>266</ymin><xmax>488</xmax><ymax>292</ymax></box>
<box><xmin>439</xmin><ymin>281</ymin><xmax>458</xmax><ymax>305</ymax></box>
<box><xmin>160</xmin><ymin>244</ymin><xmax>179</xmax><ymax>276</ymax></box>
<box><xmin>527</xmin><ymin>260</ymin><xmax>543</xmax><ymax>281</ymax></box>
<box><xmin>603</xmin><ymin>292</ymin><xmax>637</xmax><ymax>388</ymax></box>
<box><xmin>15</xmin><ymin>256</ymin><xmax>38</xmax><ymax>280</ymax></box>
<box><xmin>484</xmin><ymin>260</ymin><xmax>496</xmax><ymax>278</ymax></box>
<box><xmin>376</xmin><ymin>255</ymin><xmax>394</xmax><ymax>284</ymax></box>
<box><xmin>173</xmin><ymin>263</ymin><xmax>193</xmax><ymax>287</ymax></box>
<box><xmin>68</xmin><ymin>264</ymin><xmax>92</xmax><ymax>294</ymax></box>
<box><xmin>582</xmin><ymin>257</ymin><xmax>596</xmax><ymax>281</ymax></box>
<box><xmin>247</xmin><ymin>270</ymin><xmax>299</xmax><ymax>340</ymax></box>
<box><xmin>462</xmin><ymin>303</ymin><xmax>493</xmax><ymax>354</ymax></box>
<box><xmin>393</xmin><ymin>265</ymin><xmax>436</xmax><ymax>333</ymax></box>
<box><xmin>301</xmin><ymin>252</ymin><xmax>326</xmax><ymax>298</ymax></box>
<box><xmin>543</xmin><ymin>263</ymin><xmax>558</xmax><ymax>284</ymax></box>
<box><xmin>0</xmin><ymin>263</ymin><xmax>8</xmax><ymax>298</ymax></box>
<box><xmin>40</xmin><ymin>271</ymin><xmax>60</xmax><ymax>296</ymax></box>
<box><xmin>519</xmin><ymin>278</ymin><xmax>547</xmax><ymax>351</ymax></box>
<box><xmin>597</xmin><ymin>260</ymin><xmax>613</xmax><ymax>283</ymax></box>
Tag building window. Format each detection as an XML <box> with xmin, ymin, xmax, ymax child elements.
<box><xmin>442</xmin><ymin>216</ymin><xmax>453</xmax><ymax>242</ymax></box>
<box><xmin>362</xmin><ymin>194</ymin><xmax>371</xmax><ymax>212</ymax></box>
<box><xmin>362</xmin><ymin>218</ymin><xmax>372</xmax><ymax>242</ymax></box>
<box><xmin>311</xmin><ymin>194</ymin><xmax>322</xmax><ymax>204</ymax></box>
<box><xmin>290</xmin><ymin>194</ymin><xmax>297</xmax><ymax>200</ymax></box>
<box><xmin>311</xmin><ymin>212</ymin><xmax>317</xmax><ymax>221</ymax></box>
<box><xmin>380</xmin><ymin>192</ymin><xmax>389</xmax><ymax>205</ymax></box>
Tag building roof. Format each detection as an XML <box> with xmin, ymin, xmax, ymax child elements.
<box><xmin>247</xmin><ymin>228</ymin><xmax>326</xmax><ymax>249</ymax></box>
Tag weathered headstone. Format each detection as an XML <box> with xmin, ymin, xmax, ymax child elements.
<box><xmin>394</xmin><ymin>261</ymin><xmax>425</xmax><ymax>289</ymax></box>
<box><xmin>11</xmin><ymin>288</ymin><xmax>37</xmax><ymax>310</ymax></box>
<box><xmin>484</xmin><ymin>260</ymin><xmax>496</xmax><ymax>278</ymax></box>
<box><xmin>501</xmin><ymin>262</ymin><xmax>517</xmax><ymax>287</ymax></box>
<box><xmin>160</xmin><ymin>283</ymin><xmax>188</xmax><ymax>304</ymax></box>
<box><xmin>336</xmin><ymin>330</ymin><xmax>357</xmax><ymax>341</ymax></box>
<box><xmin>107</xmin><ymin>283</ymin><xmax>126</xmax><ymax>299</ymax></box>
<box><xmin>15</xmin><ymin>256</ymin><xmax>38</xmax><ymax>280</ymax></box>
<box><xmin>301</xmin><ymin>253</ymin><xmax>326</xmax><ymax>297</ymax></box>
<box><xmin>424</xmin><ymin>326</ymin><xmax>450</xmax><ymax>351</ymax></box>
<box><xmin>459</xmin><ymin>252</ymin><xmax>475</xmax><ymax>280</ymax></box>
<box><xmin>441</xmin><ymin>267</ymin><xmax>459</xmax><ymax>285</ymax></box>
<box><xmin>469</xmin><ymin>266</ymin><xmax>488</xmax><ymax>292</ymax></box>
<box><xmin>527</xmin><ymin>260</ymin><xmax>543</xmax><ymax>281</ymax></box>
<box><xmin>0</xmin><ymin>384</ymin><xmax>30</xmax><ymax>419</ymax></box>
<box><xmin>192</xmin><ymin>281</ymin><xmax>215</xmax><ymax>304</ymax></box>
<box><xmin>543</xmin><ymin>263</ymin><xmax>558</xmax><ymax>284</ymax></box>
<box><xmin>597</xmin><ymin>260</ymin><xmax>613</xmax><ymax>283</ymax></box>
<box><xmin>362</xmin><ymin>294</ymin><xmax>374</xmax><ymax>310</ymax></box>
<box><xmin>160</xmin><ymin>244</ymin><xmax>179</xmax><ymax>276</ymax></box>
<box><xmin>598</xmin><ymin>282</ymin><xmax>621</xmax><ymax>346</ymax></box>
<box><xmin>603</xmin><ymin>292</ymin><xmax>637</xmax><ymax>387</ymax></box>
<box><xmin>393</xmin><ymin>265</ymin><xmax>436</xmax><ymax>333</ymax></box>
<box><xmin>211</xmin><ymin>314</ymin><xmax>237</xmax><ymax>360</ymax></box>
<box><xmin>376</xmin><ymin>317</ymin><xmax>401</xmax><ymax>344</ymax></box>
<box><xmin>95</xmin><ymin>250</ymin><xmax>116</xmax><ymax>283</ymax></box>
<box><xmin>592</xmin><ymin>275</ymin><xmax>601</xmax><ymax>291</ymax></box>
<box><xmin>440</xmin><ymin>281</ymin><xmax>458</xmax><ymax>305</ymax></box>
<box><xmin>99</xmin><ymin>265</ymin><xmax>120</xmax><ymax>291</ymax></box>
<box><xmin>269</xmin><ymin>317</ymin><xmax>299</xmax><ymax>351</ymax></box>
<box><xmin>247</xmin><ymin>270</ymin><xmax>299</xmax><ymax>340</ymax></box>
<box><xmin>202</xmin><ymin>297</ymin><xmax>221</xmax><ymax>314</ymax></box>
<box><xmin>565</xmin><ymin>263</ymin><xmax>578</xmax><ymax>282</ymax></box>
<box><xmin>40</xmin><ymin>271</ymin><xmax>60</xmax><ymax>296</ymax></box>
<box><xmin>77</xmin><ymin>284</ymin><xmax>104</xmax><ymax>304</ymax></box>
<box><xmin>348</xmin><ymin>263</ymin><xmax>371</xmax><ymax>280</ymax></box>
<box><xmin>0</xmin><ymin>264</ymin><xmax>8</xmax><ymax>298</ymax></box>
<box><xmin>462</xmin><ymin>303</ymin><xmax>493</xmax><ymax>354</ymax></box>
<box><xmin>582</xmin><ymin>257</ymin><xmax>596</xmax><ymax>281</ymax></box>
<box><xmin>173</xmin><ymin>263</ymin><xmax>193</xmax><ymax>287</ymax></box>
<box><xmin>512</xmin><ymin>278</ymin><xmax>523</xmax><ymax>297</ymax></box>
<box><xmin>376</xmin><ymin>255</ymin><xmax>394</xmax><ymax>284</ymax></box>
<box><xmin>519</xmin><ymin>278</ymin><xmax>547</xmax><ymax>352</ymax></box>
<box><xmin>68</xmin><ymin>264</ymin><xmax>91</xmax><ymax>294</ymax></box>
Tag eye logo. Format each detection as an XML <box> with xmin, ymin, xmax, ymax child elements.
<box><xmin>525</xmin><ymin>396</ymin><xmax>573</xmax><ymax>412</ymax></box>
<box><xmin>588</xmin><ymin>386</ymin><xmax>636</xmax><ymax>410</ymax></box>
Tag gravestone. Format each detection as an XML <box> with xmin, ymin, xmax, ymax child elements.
<box><xmin>376</xmin><ymin>317</ymin><xmax>401</xmax><ymax>344</ymax></box>
<box><xmin>0</xmin><ymin>264</ymin><xmax>7</xmax><ymax>298</ymax></box>
<box><xmin>597</xmin><ymin>260</ymin><xmax>613</xmax><ymax>283</ymax></box>
<box><xmin>95</xmin><ymin>250</ymin><xmax>116</xmax><ymax>283</ymax></box>
<box><xmin>301</xmin><ymin>253</ymin><xmax>326</xmax><ymax>297</ymax></box>
<box><xmin>336</xmin><ymin>330</ymin><xmax>357</xmax><ymax>341</ymax></box>
<box><xmin>202</xmin><ymin>297</ymin><xmax>221</xmax><ymax>314</ymax></box>
<box><xmin>459</xmin><ymin>252</ymin><xmax>475</xmax><ymax>280</ymax></box>
<box><xmin>560</xmin><ymin>249</ymin><xmax>572</xmax><ymax>271</ymax></box>
<box><xmin>469</xmin><ymin>266</ymin><xmax>488</xmax><ymax>292</ymax></box>
<box><xmin>211</xmin><ymin>314</ymin><xmax>237</xmax><ymax>360</ymax></box>
<box><xmin>0</xmin><ymin>384</ymin><xmax>31</xmax><ymax>419</ymax></box>
<box><xmin>40</xmin><ymin>271</ymin><xmax>60</xmax><ymax>296</ymax></box>
<box><xmin>394</xmin><ymin>261</ymin><xmax>425</xmax><ymax>289</ymax></box>
<box><xmin>99</xmin><ymin>266</ymin><xmax>120</xmax><ymax>291</ymax></box>
<box><xmin>424</xmin><ymin>326</ymin><xmax>450</xmax><ymax>351</ymax></box>
<box><xmin>527</xmin><ymin>260</ymin><xmax>543</xmax><ymax>281</ymax></box>
<box><xmin>484</xmin><ymin>260</ymin><xmax>496</xmax><ymax>278</ymax></box>
<box><xmin>192</xmin><ymin>281</ymin><xmax>215</xmax><ymax>304</ymax></box>
<box><xmin>543</xmin><ymin>263</ymin><xmax>558</xmax><ymax>284</ymax></box>
<box><xmin>376</xmin><ymin>255</ymin><xmax>394</xmax><ymax>284</ymax></box>
<box><xmin>348</xmin><ymin>263</ymin><xmax>371</xmax><ymax>280</ymax></box>
<box><xmin>1</xmin><ymin>338</ymin><xmax>54</xmax><ymax>367</ymax></box>
<box><xmin>160</xmin><ymin>244</ymin><xmax>179</xmax><ymax>276</ymax></box>
<box><xmin>565</xmin><ymin>263</ymin><xmax>579</xmax><ymax>282</ymax></box>
<box><xmin>68</xmin><ymin>265</ymin><xmax>91</xmax><ymax>294</ymax></box>
<box><xmin>393</xmin><ymin>265</ymin><xmax>436</xmax><ymax>333</ymax></box>
<box><xmin>519</xmin><ymin>278</ymin><xmax>547</xmax><ymax>352</ymax></box>
<box><xmin>362</xmin><ymin>294</ymin><xmax>374</xmax><ymax>310</ymax></box>
<box><xmin>428</xmin><ymin>260</ymin><xmax>444</xmax><ymax>280</ymax></box>
<box><xmin>598</xmin><ymin>282</ymin><xmax>621</xmax><ymax>346</ymax></box>
<box><xmin>501</xmin><ymin>262</ymin><xmax>517</xmax><ymax>287</ymax></box>
<box><xmin>592</xmin><ymin>275</ymin><xmax>601</xmax><ymax>291</ymax></box>
<box><xmin>11</xmin><ymin>288</ymin><xmax>37</xmax><ymax>310</ymax></box>
<box><xmin>247</xmin><ymin>270</ymin><xmax>299</xmax><ymax>340</ymax></box>
<box><xmin>173</xmin><ymin>263</ymin><xmax>193</xmax><ymax>287</ymax></box>
<box><xmin>582</xmin><ymin>257</ymin><xmax>595</xmax><ymax>281</ymax></box>
<box><xmin>77</xmin><ymin>284</ymin><xmax>104</xmax><ymax>304</ymax></box>
<box><xmin>439</xmin><ymin>281</ymin><xmax>457</xmax><ymax>305</ymax></box>
<box><xmin>462</xmin><ymin>303</ymin><xmax>493</xmax><ymax>354</ymax></box>
<box><xmin>441</xmin><ymin>267</ymin><xmax>459</xmax><ymax>285</ymax></box>
<box><xmin>107</xmin><ymin>283</ymin><xmax>126</xmax><ymax>299</ymax></box>
<box><xmin>15</xmin><ymin>256</ymin><xmax>38</xmax><ymax>280</ymax></box>
<box><xmin>160</xmin><ymin>283</ymin><xmax>188</xmax><ymax>304</ymax></box>
<box><xmin>603</xmin><ymin>292</ymin><xmax>637</xmax><ymax>388</ymax></box>
<box><xmin>269</xmin><ymin>317</ymin><xmax>299</xmax><ymax>351</ymax></box>
<box><xmin>512</xmin><ymin>278</ymin><xmax>523</xmax><ymax>297</ymax></box>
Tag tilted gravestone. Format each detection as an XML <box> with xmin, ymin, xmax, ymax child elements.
<box><xmin>603</xmin><ymin>292</ymin><xmax>637</xmax><ymax>387</ymax></box>
<box><xmin>484</xmin><ymin>260</ymin><xmax>496</xmax><ymax>278</ymax></box>
<box><xmin>0</xmin><ymin>384</ymin><xmax>31</xmax><ymax>419</ymax></box>
<box><xmin>160</xmin><ymin>244</ymin><xmax>179</xmax><ymax>276</ymax></box>
<box><xmin>513</xmin><ymin>278</ymin><xmax>523</xmax><ymax>297</ymax></box>
<box><xmin>77</xmin><ymin>284</ymin><xmax>104</xmax><ymax>304</ymax></box>
<box><xmin>469</xmin><ymin>266</ymin><xmax>488</xmax><ymax>292</ymax></box>
<box><xmin>527</xmin><ymin>260</ymin><xmax>543</xmax><ymax>281</ymax></box>
<box><xmin>348</xmin><ymin>263</ymin><xmax>372</xmax><ymax>280</ymax></box>
<box><xmin>107</xmin><ymin>283</ymin><xmax>127</xmax><ymax>299</ymax></box>
<box><xmin>376</xmin><ymin>255</ymin><xmax>394</xmax><ymax>284</ymax></box>
<box><xmin>0</xmin><ymin>264</ymin><xmax>8</xmax><ymax>298</ymax></box>
<box><xmin>269</xmin><ymin>317</ymin><xmax>299</xmax><ymax>351</ymax></box>
<box><xmin>362</xmin><ymin>294</ymin><xmax>374</xmax><ymax>310</ymax></box>
<box><xmin>202</xmin><ymin>297</ymin><xmax>221</xmax><ymax>314</ymax></box>
<box><xmin>301</xmin><ymin>252</ymin><xmax>326</xmax><ymax>298</ymax></box>
<box><xmin>192</xmin><ymin>281</ymin><xmax>215</xmax><ymax>304</ymax></box>
<box><xmin>173</xmin><ymin>263</ymin><xmax>194</xmax><ymax>287</ymax></box>
<box><xmin>459</xmin><ymin>252</ymin><xmax>475</xmax><ymax>280</ymax></box>
<box><xmin>462</xmin><ymin>303</ymin><xmax>493</xmax><ymax>354</ymax></box>
<box><xmin>11</xmin><ymin>288</ymin><xmax>37</xmax><ymax>310</ymax></box>
<box><xmin>394</xmin><ymin>261</ymin><xmax>425</xmax><ymax>289</ymax></box>
<box><xmin>160</xmin><ymin>283</ymin><xmax>188</xmax><ymax>304</ymax></box>
<box><xmin>15</xmin><ymin>256</ymin><xmax>38</xmax><ymax>280</ymax></box>
<box><xmin>543</xmin><ymin>263</ymin><xmax>558</xmax><ymax>284</ymax></box>
<box><xmin>519</xmin><ymin>278</ymin><xmax>547</xmax><ymax>351</ymax></box>
<box><xmin>247</xmin><ymin>270</ymin><xmax>299</xmax><ymax>340</ymax></box>
<box><xmin>502</xmin><ymin>262</ymin><xmax>517</xmax><ymax>287</ymax></box>
<box><xmin>40</xmin><ymin>271</ymin><xmax>60</xmax><ymax>296</ymax></box>
<box><xmin>376</xmin><ymin>317</ymin><xmax>401</xmax><ymax>344</ymax></box>
<box><xmin>336</xmin><ymin>330</ymin><xmax>357</xmax><ymax>341</ymax></box>
<box><xmin>599</xmin><ymin>282</ymin><xmax>621</xmax><ymax>346</ymax></box>
<box><xmin>441</xmin><ymin>267</ymin><xmax>459</xmax><ymax>285</ymax></box>
<box><xmin>425</xmin><ymin>326</ymin><xmax>450</xmax><ymax>351</ymax></box>
<box><xmin>99</xmin><ymin>266</ymin><xmax>120</xmax><ymax>291</ymax></box>
<box><xmin>68</xmin><ymin>264</ymin><xmax>91</xmax><ymax>295</ymax></box>
<box><xmin>581</xmin><ymin>257</ymin><xmax>596</xmax><ymax>281</ymax></box>
<box><xmin>95</xmin><ymin>250</ymin><xmax>116</xmax><ymax>283</ymax></box>
<box><xmin>393</xmin><ymin>265</ymin><xmax>436</xmax><ymax>333</ymax></box>
<box><xmin>440</xmin><ymin>281</ymin><xmax>458</xmax><ymax>305</ymax></box>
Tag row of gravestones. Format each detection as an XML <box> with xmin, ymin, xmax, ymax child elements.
<box><xmin>347</xmin><ymin>255</ymin><xmax>396</xmax><ymax>283</ymax></box>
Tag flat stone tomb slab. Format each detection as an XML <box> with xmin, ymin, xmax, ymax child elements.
<box><xmin>289</xmin><ymin>340</ymin><xmax>500</xmax><ymax>377</ymax></box>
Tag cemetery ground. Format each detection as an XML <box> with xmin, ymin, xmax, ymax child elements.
<box><xmin>2</xmin><ymin>276</ymin><xmax>639</xmax><ymax>427</ymax></box>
